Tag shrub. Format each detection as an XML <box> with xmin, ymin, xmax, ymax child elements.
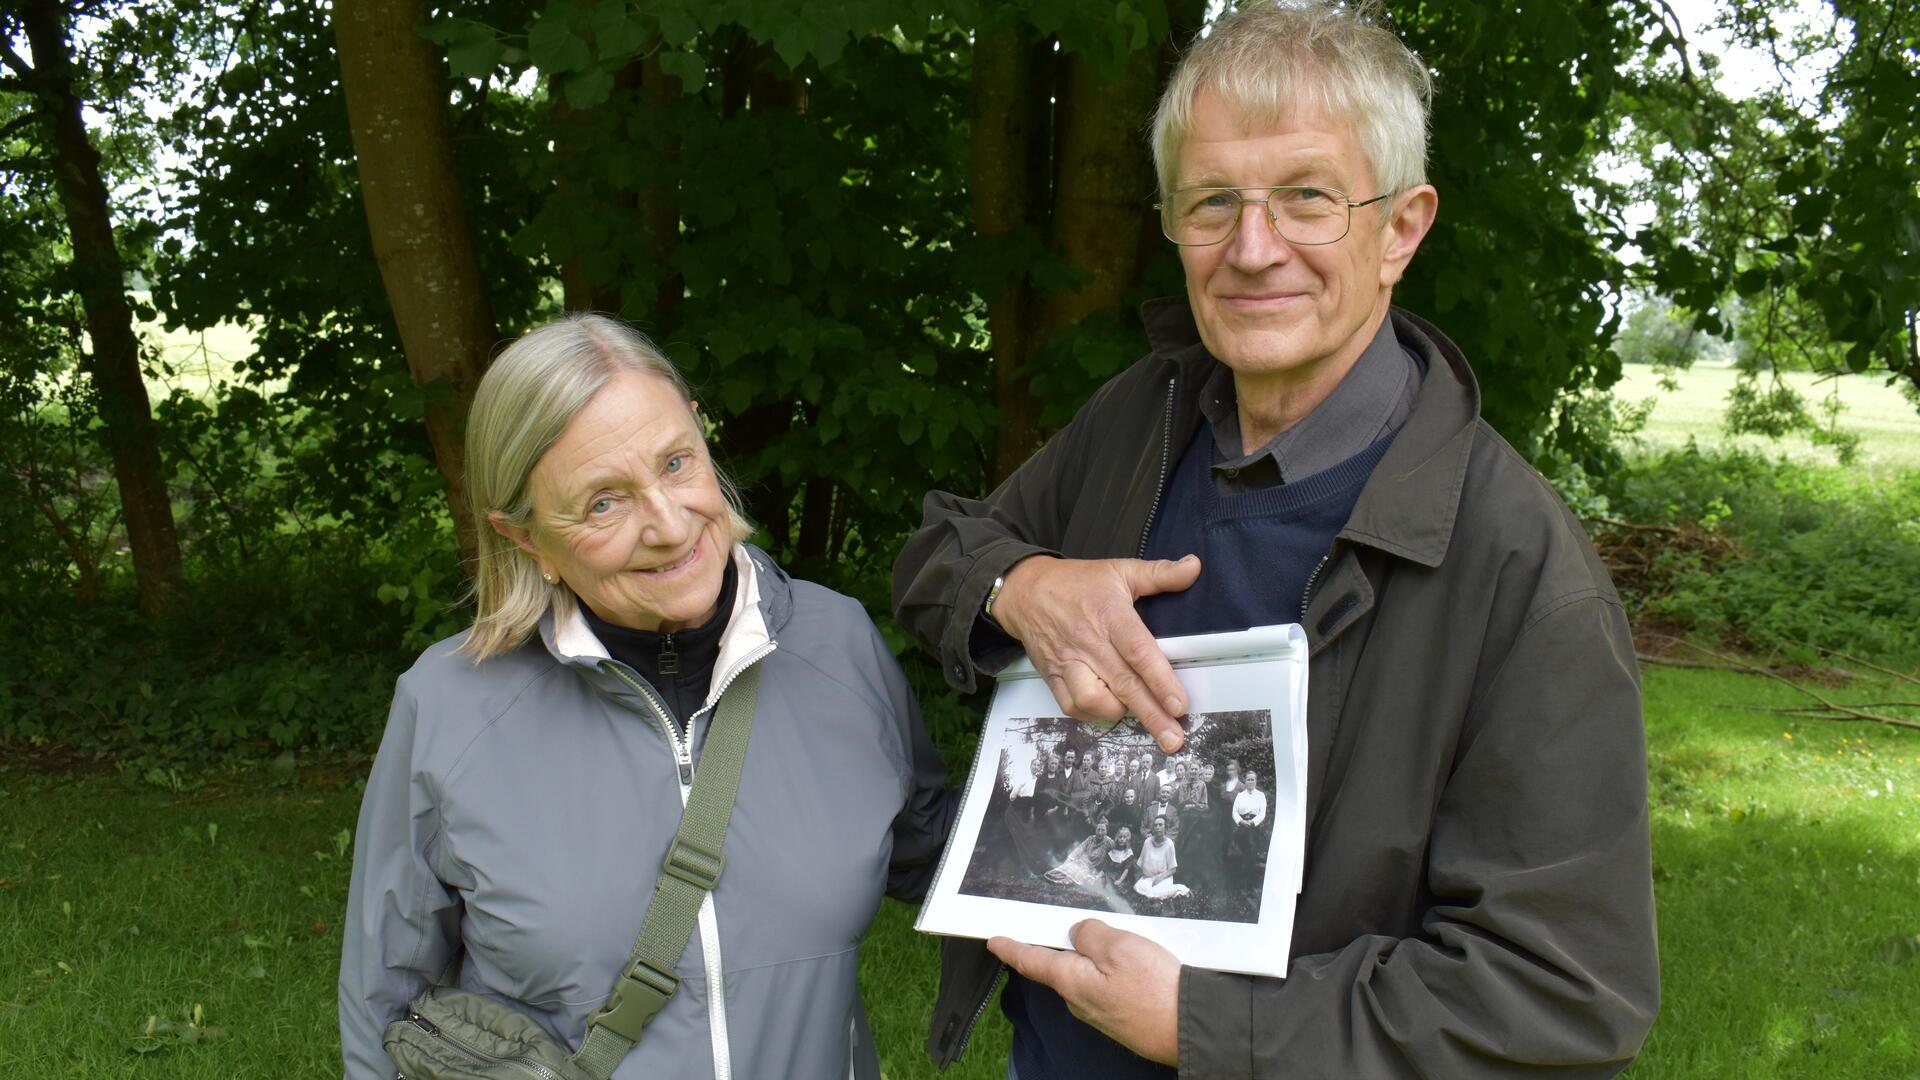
<box><xmin>1600</xmin><ymin>445</ymin><xmax>1920</xmax><ymax>665</ymax></box>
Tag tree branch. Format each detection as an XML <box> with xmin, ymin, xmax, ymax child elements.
<box><xmin>0</xmin><ymin>35</ymin><xmax>35</xmax><ymax>78</ymax></box>
<box><xmin>1650</xmin><ymin>634</ymin><xmax>1920</xmax><ymax>731</ymax></box>
<box><xmin>0</xmin><ymin>154</ymin><xmax>48</xmax><ymax>171</ymax></box>
<box><xmin>0</xmin><ymin>109</ymin><xmax>39</xmax><ymax>143</ymax></box>
<box><xmin>1649</xmin><ymin>0</ymin><xmax>1699</xmax><ymax>92</ymax></box>
<box><xmin>1809</xmin><ymin>644</ymin><xmax>1920</xmax><ymax>690</ymax></box>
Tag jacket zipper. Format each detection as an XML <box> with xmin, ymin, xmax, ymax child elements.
<box><xmin>1136</xmin><ymin>376</ymin><xmax>1178</xmax><ymax>557</ymax></box>
<box><xmin>605</xmin><ymin>642</ymin><xmax>776</xmax><ymax>1080</ymax></box>
<box><xmin>406</xmin><ymin>1012</ymin><xmax>561</xmax><ymax>1080</ymax></box>
<box><xmin>947</xmin><ymin>966</ymin><xmax>1007</xmax><ymax>1064</ymax></box>
<box><xmin>604</xmin><ymin>664</ymin><xmax>694</xmax><ymax>787</ymax></box>
<box><xmin>1300</xmin><ymin>549</ymin><xmax>1332</xmax><ymax>622</ymax></box>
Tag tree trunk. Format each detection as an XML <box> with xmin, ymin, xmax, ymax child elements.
<box><xmin>20</xmin><ymin>1</ymin><xmax>184</xmax><ymax>616</ymax></box>
<box><xmin>971</xmin><ymin>26</ymin><xmax>1041</xmax><ymax>486</ymax></box>
<box><xmin>334</xmin><ymin>0</ymin><xmax>499</xmax><ymax>565</ymax></box>
<box><xmin>634</xmin><ymin>50</ymin><xmax>685</xmax><ymax>334</ymax></box>
<box><xmin>1029</xmin><ymin>47</ymin><xmax>1161</xmax><ymax>351</ymax></box>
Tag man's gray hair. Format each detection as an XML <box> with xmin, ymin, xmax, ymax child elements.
<box><xmin>460</xmin><ymin>313</ymin><xmax>752</xmax><ymax>661</ymax></box>
<box><xmin>1150</xmin><ymin>0</ymin><xmax>1433</xmax><ymax>200</ymax></box>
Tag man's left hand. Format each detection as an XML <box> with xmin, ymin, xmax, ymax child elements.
<box><xmin>988</xmin><ymin>921</ymin><xmax>1181</xmax><ymax>1065</ymax></box>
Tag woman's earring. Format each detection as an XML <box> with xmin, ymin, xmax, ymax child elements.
<box><xmin>543</xmin><ymin>572</ymin><xmax>555</xmax><ymax>584</ymax></box>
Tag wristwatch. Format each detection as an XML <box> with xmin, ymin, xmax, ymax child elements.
<box><xmin>982</xmin><ymin>574</ymin><xmax>1007</xmax><ymax>630</ymax></box>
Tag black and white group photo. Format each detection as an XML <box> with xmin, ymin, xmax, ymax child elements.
<box><xmin>956</xmin><ymin>710</ymin><xmax>1276</xmax><ymax>923</ymax></box>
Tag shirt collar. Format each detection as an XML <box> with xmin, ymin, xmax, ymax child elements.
<box><xmin>1139</xmin><ymin>297</ymin><xmax>1480</xmax><ymax>568</ymax></box>
<box><xmin>1198</xmin><ymin>314</ymin><xmax>1419</xmax><ymax>484</ymax></box>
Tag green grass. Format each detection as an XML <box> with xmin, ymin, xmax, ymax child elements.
<box><xmin>4</xmin><ymin>668</ymin><xmax>1916</xmax><ymax>1077</ymax></box>
<box><xmin>1613</xmin><ymin>362</ymin><xmax>1920</xmax><ymax>473</ymax></box>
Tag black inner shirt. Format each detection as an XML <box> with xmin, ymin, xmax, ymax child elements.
<box><xmin>581</xmin><ymin>557</ymin><xmax>738</xmax><ymax>730</ymax></box>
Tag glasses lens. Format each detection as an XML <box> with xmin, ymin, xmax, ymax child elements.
<box><xmin>1164</xmin><ymin>189</ymin><xmax>1240</xmax><ymax>245</ymax></box>
<box><xmin>1269</xmin><ymin>187</ymin><xmax>1350</xmax><ymax>245</ymax></box>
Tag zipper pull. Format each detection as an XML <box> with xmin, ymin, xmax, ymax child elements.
<box><xmin>408</xmin><ymin>1012</ymin><xmax>440</xmax><ymax>1036</ymax></box>
<box><xmin>659</xmin><ymin>633</ymin><xmax>679</xmax><ymax>675</ymax></box>
<box><xmin>675</xmin><ymin>744</ymin><xmax>693</xmax><ymax>787</ymax></box>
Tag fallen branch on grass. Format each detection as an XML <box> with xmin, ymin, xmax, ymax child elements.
<box><xmin>1810</xmin><ymin>644</ymin><xmax>1920</xmax><ymax>691</ymax></box>
<box><xmin>1634</xmin><ymin>653</ymin><xmax>1853</xmax><ymax>681</ymax></box>
<box><xmin>1647</xmin><ymin>633</ymin><xmax>1920</xmax><ymax>731</ymax></box>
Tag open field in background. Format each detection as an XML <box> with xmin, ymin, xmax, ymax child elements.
<box><xmin>1614</xmin><ymin>362</ymin><xmax>1920</xmax><ymax>473</ymax></box>
<box><xmin>4</xmin><ymin>668</ymin><xmax>1916</xmax><ymax>1078</ymax></box>
<box><xmin>131</xmin><ymin>319</ymin><xmax>1920</xmax><ymax>474</ymax></box>
<box><xmin>133</xmin><ymin>303</ymin><xmax>264</xmax><ymax>399</ymax></box>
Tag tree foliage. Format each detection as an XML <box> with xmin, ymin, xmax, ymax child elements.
<box><xmin>1</xmin><ymin>0</ymin><xmax>1915</xmax><ymax>754</ymax></box>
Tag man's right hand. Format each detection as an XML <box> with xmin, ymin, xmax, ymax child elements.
<box><xmin>991</xmin><ymin>554</ymin><xmax>1203</xmax><ymax>751</ymax></box>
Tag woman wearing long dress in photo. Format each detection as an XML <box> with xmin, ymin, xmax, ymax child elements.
<box><xmin>1103</xmin><ymin>826</ymin><xmax>1138</xmax><ymax>891</ymax></box>
<box><xmin>1179</xmin><ymin>766</ymin><xmax>1214</xmax><ymax>886</ymax></box>
<box><xmin>1042</xmin><ymin>818</ymin><xmax>1115</xmax><ymax>890</ymax></box>
<box><xmin>1133</xmin><ymin>815</ymin><xmax>1190</xmax><ymax>899</ymax></box>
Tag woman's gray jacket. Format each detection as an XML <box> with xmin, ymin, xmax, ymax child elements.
<box><xmin>339</xmin><ymin>545</ymin><xmax>955</xmax><ymax>1079</ymax></box>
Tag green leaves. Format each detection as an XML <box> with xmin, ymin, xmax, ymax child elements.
<box><xmin>418</xmin><ymin>18</ymin><xmax>506</xmax><ymax>78</ymax></box>
<box><xmin>658</xmin><ymin>49</ymin><xmax>707</xmax><ymax>93</ymax></box>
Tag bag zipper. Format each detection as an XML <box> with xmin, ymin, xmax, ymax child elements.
<box><xmin>406</xmin><ymin>1012</ymin><xmax>562</xmax><ymax>1080</ymax></box>
<box><xmin>1136</xmin><ymin>376</ymin><xmax>1178</xmax><ymax>558</ymax></box>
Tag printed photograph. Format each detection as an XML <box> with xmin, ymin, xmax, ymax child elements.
<box><xmin>956</xmin><ymin>710</ymin><xmax>1276</xmax><ymax>924</ymax></box>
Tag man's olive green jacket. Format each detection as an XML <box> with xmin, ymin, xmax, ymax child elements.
<box><xmin>892</xmin><ymin>300</ymin><xmax>1659</xmax><ymax>1078</ymax></box>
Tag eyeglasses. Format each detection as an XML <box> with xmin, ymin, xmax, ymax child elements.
<box><xmin>1155</xmin><ymin>186</ymin><xmax>1394</xmax><ymax>247</ymax></box>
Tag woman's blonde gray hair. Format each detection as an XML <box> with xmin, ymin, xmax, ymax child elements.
<box><xmin>1151</xmin><ymin>0</ymin><xmax>1433</xmax><ymax>203</ymax></box>
<box><xmin>460</xmin><ymin>313</ymin><xmax>753</xmax><ymax>660</ymax></box>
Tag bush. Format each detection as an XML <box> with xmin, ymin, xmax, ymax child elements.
<box><xmin>0</xmin><ymin>522</ymin><xmax>463</xmax><ymax>763</ymax></box>
<box><xmin>1599</xmin><ymin>445</ymin><xmax>1920</xmax><ymax>665</ymax></box>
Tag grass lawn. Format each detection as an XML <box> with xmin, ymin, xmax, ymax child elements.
<box><xmin>1613</xmin><ymin>362</ymin><xmax>1920</xmax><ymax>474</ymax></box>
<box><xmin>4</xmin><ymin>666</ymin><xmax>1916</xmax><ymax>1078</ymax></box>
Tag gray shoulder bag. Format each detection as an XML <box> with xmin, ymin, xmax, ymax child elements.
<box><xmin>381</xmin><ymin>665</ymin><xmax>762</xmax><ymax>1080</ymax></box>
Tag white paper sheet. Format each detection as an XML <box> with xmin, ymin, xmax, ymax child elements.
<box><xmin>916</xmin><ymin>624</ymin><xmax>1308</xmax><ymax>978</ymax></box>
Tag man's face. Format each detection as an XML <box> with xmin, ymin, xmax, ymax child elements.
<box><xmin>1173</xmin><ymin>90</ymin><xmax>1425</xmax><ymax>388</ymax></box>
<box><xmin>1065</xmin><ymin>750</ymin><xmax>1077</xmax><ymax>770</ymax></box>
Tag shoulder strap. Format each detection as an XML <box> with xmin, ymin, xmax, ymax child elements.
<box><xmin>571</xmin><ymin>662</ymin><xmax>763</xmax><ymax>1079</ymax></box>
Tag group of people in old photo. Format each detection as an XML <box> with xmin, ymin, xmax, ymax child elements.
<box><xmin>961</xmin><ymin>720</ymin><xmax>1274</xmax><ymax>921</ymax></box>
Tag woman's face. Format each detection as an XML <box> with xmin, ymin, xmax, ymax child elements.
<box><xmin>1030</xmin><ymin>755</ymin><xmax>1046</xmax><ymax>776</ymax></box>
<box><xmin>501</xmin><ymin>370</ymin><xmax>733</xmax><ymax>633</ymax></box>
<box><xmin>1046</xmin><ymin>757</ymin><xmax>1060</xmax><ymax>776</ymax></box>
<box><xmin>1116</xmin><ymin>828</ymin><xmax>1131</xmax><ymax>847</ymax></box>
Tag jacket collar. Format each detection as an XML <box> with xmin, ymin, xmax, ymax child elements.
<box><xmin>540</xmin><ymin>543</ymin><xmax>792</xmax><ymax>701</ymax></box>
<box><xmin>1139</xmin><ymin>297</ymin><xmax>1481</xmax><ymax>569</ymax></box>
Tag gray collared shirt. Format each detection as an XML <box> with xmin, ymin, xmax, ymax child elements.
<box><xmin>1200</xmin><ymin>315</ymin><xmax>1424</xmax><ymax>492</ymax></box>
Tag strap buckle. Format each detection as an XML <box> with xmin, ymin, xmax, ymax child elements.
<box><xmin>662</xmin><ymin>836</ymin><xmax>725</xmax><ymax>891</ymax></box>
<box><xmin>588</xmin><ymin>958</ymin><xmax>679</xmax><ymax>1042</ymax></box>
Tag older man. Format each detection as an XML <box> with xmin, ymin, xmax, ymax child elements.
<box><xmin>895</xmin><ymin>2</ymin><xmax>1657</xmax><ymax>1076</ymax></box>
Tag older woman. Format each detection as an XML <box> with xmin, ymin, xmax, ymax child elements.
<box><xmin>339</xmin><ymin>314</ymin><xmax>953</xmax><ymax>1080</ymax></box>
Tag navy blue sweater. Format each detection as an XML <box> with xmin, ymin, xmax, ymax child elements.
<box><xmin>1003</xmin><ymin>419</ymin><xmax>1393</xmax><ymax>1080</ymax></box>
